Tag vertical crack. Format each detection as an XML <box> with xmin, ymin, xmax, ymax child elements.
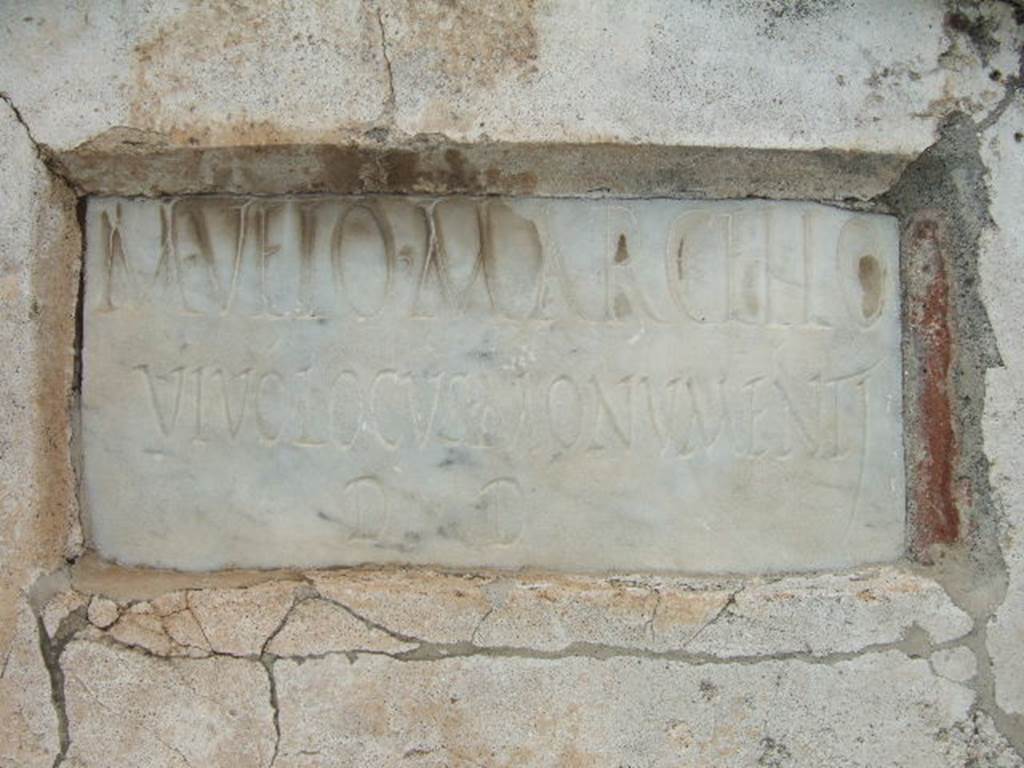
<box><xmin>36</xmin><ymin>617</ymin><xmax>69</xmax><ymax>768</ymax></box>
<box><xmin>36</xmin><ymin>607</ymin><xmax>87</xmax><ymax>768</ymax></box>
<box><xmin>260</xmin><ymin>655</ymin><xmax>281</xmax><ymax>768</ymax></box>
<box><xmin>643</xmin><ymin>588</ymin><xmax>662</xmax><ymax>643</ymax></box>
<box><xmin>256</xmin><ymin>590</ymin><xmax>307</xmax><ymax>768</ymax></box>
<box><xmin>375</xmin><ymin>5</ymin><xmax>397</xmax><ymax>117</ymax></box>
<box><xmin>469</xmin><ymin>606</ymin><xmax>494</xmax><ymax>646</ymax></box>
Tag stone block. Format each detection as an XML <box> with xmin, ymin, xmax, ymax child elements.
<box><xmin>81</xmin><ymin>196</ymin><xmax>903</xmax><ymax>572</ymax></box>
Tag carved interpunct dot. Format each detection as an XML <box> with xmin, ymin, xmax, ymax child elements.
<box><xmin>81</xmin><ymin>195</ymin><xmax>905</xmax><ymax>573</ymax></box>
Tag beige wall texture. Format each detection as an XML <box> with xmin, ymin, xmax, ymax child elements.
<box><xmin>0</xmin><ymin>1</ymin><xmax>1022</xmax><ymax>766</ymax></box>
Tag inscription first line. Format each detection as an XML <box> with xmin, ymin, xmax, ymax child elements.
<box><xmin>92</xmin><ymin>196</ymin><xmax>890</xmax><ymax>329</ymax></box>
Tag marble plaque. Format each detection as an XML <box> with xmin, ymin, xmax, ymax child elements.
<box><xmin>81</xmin><ymin>196</ymin><xmax>904</xmax><ymax>572</ymax></box>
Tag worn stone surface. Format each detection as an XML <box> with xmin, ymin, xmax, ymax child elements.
<box><xmin>40</xmin><ymin>585</ymin><xmax>85</xmax><ymax>639</ymax></box>
<box><xmin>931</xmin><ymin>646</ymin><xmax>978</xmax><ymax>684</ymax></box>
<box><xmin>472</xmin><ymin>567</ymin><xmax>972</xmax><ymax>655</ymax></box>
<box><xmin>107</xmin><ymin>604</ymin><xmax>181</xmax><ymax>658</ymax></box>
<box><xmin>674</xmin><ymin>569</ymin><xmax>972</xmax><ymax>657</ymax></box>
<box><xmin>70</xmin><ymin>565</ymin><xmax>970</xmax><ymax>661</ymax></box>
<box><xmin>0</xmin><ymin>95</ymin><xmax>78</xmax><ymax>658</ymax></box>
<box><xmin>273</xmin><ymin>651</ymin><xmax>976</xmax><ymax>768</ymax></box>
<box><xmin>0</xmin><ymin>603</ymin><xmax>60</xmax><ymax>768</ymax></box>
<box><xmin>982</xmin><ymin>96</ymin><xmax>1024</xmax><ymax>720</ymax></box>
<box><xmin>0</xmin><ymin>90</ymin><xmax>78</xmax><ymax>768</ymax></box>
<box><xmin>82</xmin><ymin>196</ymin><xmax>904</xmax><ymax>573</ymax></box>
<box><xmin>962</xmin><ymin>712</ymin><xmax>1024</xmax><ymax>768</ymax></box>
<box><xmin>186</xmin><ymin>582</ymin><xmax>298</xmax><ymax>657</ymax></box>
<box><xmin>85</xmin><ymin>595</ymin><xmax>118</xmax><ymax>629</ymax></box>
<box><xmin>17</xmin><ymin>569</ymin><xmax>1016</xmax><ymax>767</ymax></box>
<box><xmin>305</xmin><ymin>570</ymin><xmax>491</xmax><ymax>646</ymax></box>
<box><xmin>268</xmin><ymin>598</ymin><xmax>417</xmax><ymax>657</ymax></box>
<box><xmin>69</xmin><ymin>553</ymin><xmax>304</xmax><ymax>601</ymax></box>
<box><xmin>62</xmin><ymin>638</ymin><xmax>276</xmax><ymax>767</ymax></box>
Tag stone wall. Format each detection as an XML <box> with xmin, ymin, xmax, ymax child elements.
<box><xmin>0</xmin><ymin>1</ymin><xmax>1022</xmax><ymax>766</ymax></box>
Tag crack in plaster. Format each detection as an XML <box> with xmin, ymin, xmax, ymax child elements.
<box><xmin>260</xmin><ymin>655</ymin><xmax>281</xmax><ymax>768</ymax></box>
<box><xmin>312</xmin><ymin>593</ymin><xmax>426</xmax><ymax>647</ymax></box>
<box><xmin>469</xmin><ymin>605</ymin><xmax>494</xmax><ymax>646</ymax></box>
<box><xmin>76</xmin><ymin>621</ymin><xmax>978</xmax><ymax>676</ymax></box>
<box><xmin>255</xmin><ymin>588</ymin><xmax>310</xmax><ymax>768</ymax></box>
<box><xmin>372</xmin><ymin>2</ymin><xmax>396</xmax><ymax>140</ymax></box>
<box><xmin>182</xmin><ymin>591</ymin><xmax>215</xmax><ymax>653</ymax></box>
<box><xmin>678</xmin><ymin>586</ymin><xmax>742</xmax><ymax>650</ymax></box>
<box><xmin>37</xmin><ymin>567</ymin><xmax>1010</xmax><ymax>764</ymax></box>
<box><xmin>0</xmin><ymin>92</ymin><xmax>80</xmax><ymax>194</ymax></box>
<box><xmin>643</xmin><ymin>587</ymin><xmax>662</xmax><ymax>642</ymax></box>
<box><xmin>977</xmin><ymin>75</ymin><xmax>1023</xmax><ymax>132</ymax></box>
<box><xmin>35</xmin><ymin>606</ymin><xmax>88</xmax><ymax>768</ymax></box>
<box><xmin>70</xmin><ymin>585</ymin><xmax>974</xmax><ymax>669</ymax></box>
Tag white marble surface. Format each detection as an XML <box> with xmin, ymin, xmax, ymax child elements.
<box><xmin>82</xmin><ymin>196</ymin><xmax>903</xmax><ymax>572</ymax></box>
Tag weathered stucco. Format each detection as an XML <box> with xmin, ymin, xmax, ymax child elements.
<box><xmin>0</xmin><ymin>1</ymin><xmax>1023</xmax><ymax>766</ymax></box>
<box><xmin>0</xmin><ymin>0</ymin><xmax>1020</xmax><ymax>199</ymax></box>
<box><xmin>0</xmin><ymin>0</ymin><xmax>1016</xmax><ymax>153</ymax></box>
<box><xmin>982</xmin><ymin>96</ymin><xmax>1024</xmax><ymax>722</ymax></box>
<box><xmin>0</xmin><ymin>96</ymin><xmax>79</xmax><ymax>768</ymax></box>
<box><xmin>0</xmin><ymin>558</ymin><xmax>1010</xmax><ymax>767</ymax></box>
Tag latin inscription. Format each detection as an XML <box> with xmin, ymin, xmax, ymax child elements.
<box><xmin>82</xmin><ymin>196</ymin><xmax>905</xmax><ymax>572</ymax></box>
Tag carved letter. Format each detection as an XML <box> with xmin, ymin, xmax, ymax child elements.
<box><xmin>589</xmin><ymin>375</ymin><xmax>633</xmax><ymax>450</ymax></box>
<box><xmin>547</xmin><ymin>375</ymin><xmax>584</xmax><ymax>449</ymax></box>
<box><xmin>665</xmin><ymin>211</ymin><xmax>730</xmax><ymax>324</ymax></box>
<box><xmin>216</xmin><ymin>368</ymin><xmax>252</xmax><ymax>438</ymax></box>
<box><xmin>99</xmin><ymin>205</ymin><xmax>136</xmax><ymax>311</ymax></box>
<box><xmin>331</xmin><ymin>204</ymin><xmax>395</xmax><ymax>318</ymax></box>
<box><xmin>256</xmin><ymin>372</ymin><xmax>287</xmax><ymax>442</ymax></box>
<box><xmin>135</xmin><ymin>365</ymin><xmax>185</xmax><ymax>437</ymax></box>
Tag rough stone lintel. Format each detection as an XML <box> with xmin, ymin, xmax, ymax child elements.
<box><xmin>49</xmin><ymin>136</ymin><xmax>910</xmax><ymax>202</ymax></box>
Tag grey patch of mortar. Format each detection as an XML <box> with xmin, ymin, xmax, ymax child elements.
<box><xmin>879</xmin><ymin>101</ymin><xmax>1021</xmax><ymax>753</ymax></box>
<box><xmin>945</xmin><ymin>1</ymin><xmax>1006</xmax><ymax>66</ymax></box>
<box><xmin>882</xmin><ymin>111</ymin><xmax>1004</xmax><ymax>592</ymax></box>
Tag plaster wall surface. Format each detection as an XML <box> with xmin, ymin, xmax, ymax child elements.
<box><xmin>0</xmin><ymin>1</ymin><xmax>1022</xmax><ymax>767</ymax></box>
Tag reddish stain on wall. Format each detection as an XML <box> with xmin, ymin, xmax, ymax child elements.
<box><xmin>906</xmin><ymin>214</ymin><xmax>959</xmax><ymax>557</ymax></box>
